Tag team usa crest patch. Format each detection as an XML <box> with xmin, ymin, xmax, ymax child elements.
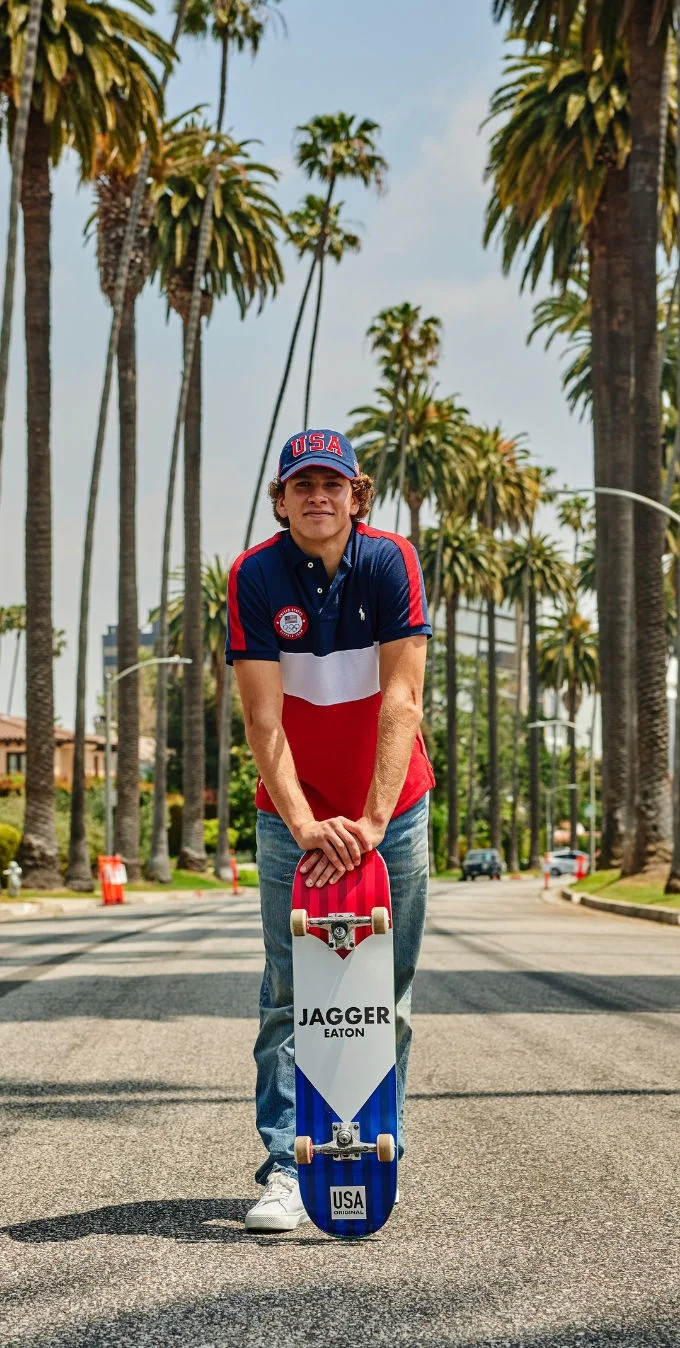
<box><xmin>274</xmin><ymin>606</ymin><xmax>309</xmax><ymax>639</ymax></box>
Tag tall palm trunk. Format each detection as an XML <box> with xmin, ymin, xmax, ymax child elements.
<box><xmin>665</xmin><ymin>556</ymin><xmax>680</xmax><ymax>891</ymax></box>
<box><xmin>408</xmin><ymin>496</ymin><xmax>422</xmax><ymax>553</ymax></box>
<box><xmin>393</xmin><ymin>397</ymin><xmax>409</xmax><ymax>536</ymax></box>
<box><xmin>369</xmin><ymin>361</ymin><xmax>403</xmax><ymax>521</ymax></box>
<box><xmin>113</xmin><ymin>298</ymin><xmax>141</xmax><ymax>878</ymax></box>
<box><xmin>466</xmin><ymin>605</ymin><xmax>483</xmax><ymax>850</ymax></box>
<box><xmin>19</xmin><ymin>112</ymin><xmax>59</xmax><ymax>887</ymax></box>
<box><xmin>425</xmin><ymin>519</ymin><xmax>444</xmax><ymax>876</ymax></box>
<box><xmin>147</xmin><ymin>178</ymin><xmax>217</xmax><ymax>883</ymax></box>
<box><xmin>7</xmin><ymin>629</ymin><xmax>22</xmax><ymax>715</ymax></box>
<box><xmin>568</xmin><ymin>682</ymin><xmax>578</xmax><ymax>849</ymax></box>
<box><xmin>509</xmin><ymin>596</ymin><xmax>524</xmax><ymax>874</ymax></box>
<box><xmin>178</xmin><ymin>319</ymin><xmax>207</xmax><ymax>871</ymax></box>
<box><xmin>0</xmin><ymin>0</ymin><xmax>43</xmax><ymax>496</ymax></box>
<box><xmin>486</xmin><ymin>596</ymin><xmax>500</xmax><ymax>852</ymax></box>
<box><xmin>528</xmin><ymin>583</ymin><xmax>540</xmax><ymax>868</ymax></box>
<box><xmin>627</xmin><ymin>0</ymin><xmax>671</xmax><ymax>870</ymax></box>
<box><xmin>303</xmin><ymin>245</ymin><xmax>325</xmax><ymax>429</ymax></box>
<box><xmin>446</xmin><ymin>590</ymin><xmax>459</xmax><ymax>869</ymax></box>
<box><xmin>588</xmin><ymin>165</ymin><xmax>635</xmax><ymax>870</ymax></box>
<box><xmin>243</xmin><ymin>176</ymin><xmax>335</xmax><ymax>553</ymax></box>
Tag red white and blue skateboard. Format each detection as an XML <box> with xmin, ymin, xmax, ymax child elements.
<box><xmin>290</xmin><ymin>849</ymin><xmax>398</xmax><ymax>1237</ymax></box>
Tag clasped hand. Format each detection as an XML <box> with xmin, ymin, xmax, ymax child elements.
<box><xmin>294</xmin><ymin>816</ymin><xmax>386</xmax><ymax>889</ymax></box>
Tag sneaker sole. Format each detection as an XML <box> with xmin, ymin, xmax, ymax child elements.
<box><xmin>245</xmin><ymin>1209</ymin><xmax>310</xmax><ymax>1233</ymax></box>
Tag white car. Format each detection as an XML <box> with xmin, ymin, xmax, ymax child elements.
<box><xmin>547</xmin><ymin>848</ymin><xmax>589</xmax><ymax>878</ymax></box>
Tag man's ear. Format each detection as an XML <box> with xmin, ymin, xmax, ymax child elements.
<box><xmin>349</xmin><ymin>488</ymin><xmax>360</xmax><ymax>518</ymax></box>
<box><xmin>276</xmin><ymin>488</ymin><xmax>289</xmax><ymax>520</ymax></box>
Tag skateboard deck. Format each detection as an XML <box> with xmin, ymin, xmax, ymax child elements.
<box><xmin>291</xmin><ymin>849</ymin><xmax>398</xmax><ymax>1237</ymax></box>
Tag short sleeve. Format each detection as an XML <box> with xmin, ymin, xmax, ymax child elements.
<box><xmin>225</xmin><ymin>556</ymin><xmax>280</xmax><ymax>665</ymax></box>
<box><xmin>376</xmin><ymin>538</ymin><xmax>432</xmax><ymax>644</ymax></box>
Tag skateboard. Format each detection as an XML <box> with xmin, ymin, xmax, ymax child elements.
<box><xmin>290</xmin><ymin>848</ymin><xmax>398</xmax><ymax>1237</ymax></box>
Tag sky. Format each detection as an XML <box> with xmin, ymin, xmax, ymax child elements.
<box><xmin>0</xmin><ymin>0</ymin><xmax>592</xmax><ymax>728</ymax></box>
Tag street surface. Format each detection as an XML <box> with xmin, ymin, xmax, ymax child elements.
<box><xmin>1</xmin><ymin>881</ymin><xmax>680</xmax><ymax>1346</ymax></box>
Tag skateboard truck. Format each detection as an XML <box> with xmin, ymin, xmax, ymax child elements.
<box><xmin>290</xmin><ymin>906</ymin><xmax>390</xmax><ymax>949</ymax></box>
<box><xmin>294</xmin><ymin>1122</ymin><xmax>396</xmax><ymax>1166</ymax></box>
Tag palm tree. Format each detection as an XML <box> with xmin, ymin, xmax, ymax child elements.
<box><xmin>421</xmin><ymin>520</ymin><xmax>503</xmax><ymax>868</ymax></box>
<box><xmin>243</xmin><ymin>112</ymin><xmax>387</xmax><ymax>552</ymax></box>
<box><xmin>285</xmin><ymin>195</ymin><xmax>361</xmax><ymax>428</ymax></box>
<box><xmin>0</xmin><ymin>0</ymin><xmax>168</xmax><ymax>888</ymax></box>
<box><xmin>626</xmin><ymin>0</ymin><xmax>673</xmax><ymax>871</ymax></box>
<box><xmin>0</xmin><ymin>0</ymin><xmax>43</xmax><ymax>497</ymax></box>
<box><xmin>147</xmin><ymin>123</ymin><xmax>283</xmax><ymax>879</ymax></box>
<box><xmin>349</xmin><ymin>383</ymin><xmax>471</xmax><ymax>551</ymax></box>
<box><xmin>364</xmin><ymin>305</ymin><xmax>443</xmax><ymax>517</ymax></box>
<box><xmin>483</xmin><ymin>25</ymin><xmax>652</xmax><ymax>872</ymax></box>
<box><xmin>505</xmin><ymin>533</ymin><xmax>575</xmax><ymax>864</ymax></box>
<box><xmin>86</xmin><ymin>141</ymin><xmax>156</xmax><ymax>883</ymax></box>
<box><xmin>66</xmin><ymin>9</ymin><xmax>179</xmax><ymax>893</ymax></box>
<box><xmin>468</xmin><ymin>428</ymin><xmax>536</xmax><ymax>853</ymax></box>
<box><xmin>491</xmin><ymin>0</ymin><xmax>677</xmax><ymax>871</ymax></box>
<box><xmin>538</xmin><ymin>609</ymin><xmax>599</xmax><ymax>848</ymax></box>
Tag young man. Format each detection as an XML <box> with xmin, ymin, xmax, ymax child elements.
<box><xmin>226</xmin><ymin>428</ymin><xmax>433</xmax><ymax>1232</ymax></box>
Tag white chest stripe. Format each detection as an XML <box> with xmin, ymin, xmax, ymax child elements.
<box><xmin>280</xmin><ymin>643</ymin><xmax>380</xmax><ymax>707</ymax></box>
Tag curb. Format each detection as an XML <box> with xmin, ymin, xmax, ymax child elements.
<box><xmin>559</xmin><ymin>886</ymin><xmax>680</xmax><ymax>926</ymax></box>
<box><xmin>0</xmin><ymin>889</ymin><xmax>232</xmax><ymax>922</ymax></box>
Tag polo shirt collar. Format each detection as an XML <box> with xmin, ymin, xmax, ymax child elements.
<box><xmin>281</xmin><ymin>523</ymin><xmax>355</xmax><ymax>573</ymax></box>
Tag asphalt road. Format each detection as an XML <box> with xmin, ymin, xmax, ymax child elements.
<box><xmin>1</xmin><ymin>881</ymin><xmax>680</xmax><ymax>1347</ymax></box>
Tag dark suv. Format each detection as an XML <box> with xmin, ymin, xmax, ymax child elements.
<box><xmin>461</xmin><ymin>848</ymin><xmax>503</xmax><ymax>881</ymax></box>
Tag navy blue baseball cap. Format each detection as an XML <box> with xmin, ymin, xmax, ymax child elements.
<box><xmin>278</xmin><ymin>429</ymin><xmax>359</xmax><ymax>483</ymax></box>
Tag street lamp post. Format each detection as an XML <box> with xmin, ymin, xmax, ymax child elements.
<box><xmin>528</xmin><ymin>717</ymin><xmax>595</xmax><ymax>871</ymax></box>
<box><xmin>104</xmin><ymin>656</ymin><xmax>191</xmax><ymax>856</ymax></box>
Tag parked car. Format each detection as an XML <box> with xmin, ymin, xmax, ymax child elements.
<box><xmin>461</xmin><ymin>848</ymin><xmax>503</xmax><ymax>881</ymax></box>
<box><xmin>546</xmin><ymin>848</ymin><xmax>590</xmax><ymax>878</ymax></box>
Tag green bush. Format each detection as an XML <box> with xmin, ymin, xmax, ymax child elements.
<box><xmin>0</xmin><ymin>794</ymin><xmax>24</xmax><ymax>833</ymax></box>
<box><xmin>204</xmin><ymin>819</ymin><xmax>238</xmax><ymax>853</ymax></box>
<box><xmin>0</xmin><ymin>823</ymin><xmax>21</xmax><ymax>882</ymax></box>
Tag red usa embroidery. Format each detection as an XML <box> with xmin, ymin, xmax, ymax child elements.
<box><xmin>274</xmin><ymin>606</ymin><xmax>309</xmax><ymax>639</ymax></box>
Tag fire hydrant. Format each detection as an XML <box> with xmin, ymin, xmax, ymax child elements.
<box><xmin>3</xmin><ymin>860</ymin><xmax>22</xmax><ymax>897</ymax></box>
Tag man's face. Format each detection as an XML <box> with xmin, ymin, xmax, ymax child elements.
<box><xmin>277</xmin><ymin>467</ymin><xmax>358</xmax><ymax>544</ymax></box>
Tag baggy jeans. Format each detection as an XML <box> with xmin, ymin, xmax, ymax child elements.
<box><xmin>253</xmin><ymin>794</ymin><xmax>429</xmax><ymax>1184</ymax></box>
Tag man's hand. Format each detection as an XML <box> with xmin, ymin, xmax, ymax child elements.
<box><xmin>296</xmin><ymin>817</ymin><xmax>364</xmax><ymax>889</ymax></box>
<box><xmin>297</xmin><ymin>815</ymin><xmax>387</xmax><ymax>888</ymax></box>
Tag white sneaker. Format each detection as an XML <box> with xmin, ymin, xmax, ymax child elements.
<box><xmin>245</xmin><ymin>1171</ymin><xmax>310</xmax><ymax>1232</ymax></box>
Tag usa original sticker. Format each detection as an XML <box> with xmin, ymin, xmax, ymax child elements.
<box><xmin>330</xmin><ymin>1186</ymin><xmax>367</xmax><ymax>1220</ymax></box>
<box><xmin>274</xmin><ymin>606</ymin><xmax>309</xmax><ymax>639</ymax></box>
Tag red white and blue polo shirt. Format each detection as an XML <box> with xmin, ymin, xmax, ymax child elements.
<box><xmin>225</xmin><ymin>520</ymin><xmax>435</xmax><ymax>821</ymax></box>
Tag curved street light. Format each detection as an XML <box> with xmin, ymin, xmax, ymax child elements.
<box><xmin>555</xmin><ymin>485</ymin><xmax>680</xmax><ymax>528</ymax></box>
<box><xmin>104</xmin><ymin>656</ymin><xmax>192</xmax><ymax>855</ymax></box>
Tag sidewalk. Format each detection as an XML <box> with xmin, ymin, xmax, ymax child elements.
<box><xmin>0</xmin><ymin>888</ymin><xmax>233</xmax><ymax>922</ymax></box>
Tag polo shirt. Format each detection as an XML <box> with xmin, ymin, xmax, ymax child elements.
<box><xmin>225</xmin><ymin>520</ymin><xmax>435</xmax><ymax>821</ymax></box>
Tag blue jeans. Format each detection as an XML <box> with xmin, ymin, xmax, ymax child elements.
<box><xmin>253</xmin><ymin>794</ymin><xmax>429</xmax><ymax>1184</ymax></box>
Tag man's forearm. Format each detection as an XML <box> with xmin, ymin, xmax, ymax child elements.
<box><xmin>363</xmin><ymin>693</ymin><xmax>423</xmax><ymax>828</ymax></box>
<box><xmin>245</xmin><ymin>720</ymin><xmax>315</xmax><ymax>836</ymax></box>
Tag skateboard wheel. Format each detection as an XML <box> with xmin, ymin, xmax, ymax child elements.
<box><xmin>294</xmin><ymin>1135</ymin><xmax>313</xmax><ymax>1165</ymax></box>
<box><xmin>376</xmin><ymin>1133</ymin><xmax>395</xmax><ymax>1163</ymax></box>
<box><xmin>290</xmin><ymin>908</ymin><xmax>308</xmax><ymax>938</ymax></box>
<box><xmin>371</xmin><ymin>906</ymin><xmax>390</xmax><ymax>936</ymax></box>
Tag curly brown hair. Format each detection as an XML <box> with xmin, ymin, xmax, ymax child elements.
<box><xmin>267</xmin><ymin>472</ymin><xmax>375</xmax><ymax>528</ymax></box>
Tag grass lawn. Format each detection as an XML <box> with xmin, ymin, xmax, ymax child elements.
<box><xmin>573</xmin><ymin>869</ymin><xmax>680</xmax><ymax>910</ymax></box>
<box><xmin>1</xmin><ymin>865</ymin><xmax>259</xmax><ymax>902</ymax></box>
